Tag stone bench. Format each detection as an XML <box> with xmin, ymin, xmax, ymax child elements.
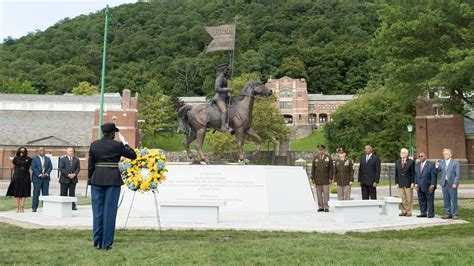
<box><xmin>329</xmin><ymin>193</ymin><xmax>360</xmax><ymax>201</ymax></box>
<box><xmin>329</xmin><ymin>200</ymin><xmax>384</xmax><ymax>224</ymax></box>
<box><xmin>382</xmin><ymin>197</ymin><xmax>402</xmax><ymax>217</ymax></box>
<box><xmin>159</xmin><ymin>201</ymin><xmax>225</xmax><ymax>224</ymax></box>
<box><xmin>39</xmin><ymin>196</ymin><xmax>77</xmax><ymax>218</ymax></box>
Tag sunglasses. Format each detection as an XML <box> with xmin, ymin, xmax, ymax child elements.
<box><xmin>418</xmin><ymin>155</ymin><xmax>425</xmax><ymax>158</ymax></box>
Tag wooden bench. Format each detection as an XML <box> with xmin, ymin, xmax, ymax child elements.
<box><xmin>329</xmin><ymin>200</ymin><xmax>384</xmax><ymax>224</ymax></box>
<box><xmin>39</xmin><ymin>195</ymin><xmax>77</xmax><ymax>218</ymax></box>
<box><xmin>159</xmin><ymin>201</ymin><xmax>225</xmax><ymax>224</ymax></box>
<box><xmin>382</xmin><ymin>197</ymin><xmax>402</xmax><ymax>217</ymax></box>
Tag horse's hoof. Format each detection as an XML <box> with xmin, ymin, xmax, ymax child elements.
<box><xmin>238</xmin><ymin>159</ymin><xmax>249</xmax><ymax>165</ymax></box>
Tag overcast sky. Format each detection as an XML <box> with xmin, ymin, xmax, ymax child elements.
<box><xmin>0</xmin><ymin>0</ymin><xmax>137</xmax><ymax>41</ymax></box>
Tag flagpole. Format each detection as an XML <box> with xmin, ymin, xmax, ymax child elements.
<box><xmin>98</xmin><ymin>5</ymin><xmax>109</xmax><ymax>139</ymax></box>
<box><xmin>227</xmin><ymin>18</ymin><xmax>237</xmax><ymax>127</ymax></box>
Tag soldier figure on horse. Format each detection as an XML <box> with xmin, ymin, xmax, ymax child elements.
<box><xmin>213</xmin><ymin>63</ymin><xmax>233</xmax><ymax>132</ymax></box>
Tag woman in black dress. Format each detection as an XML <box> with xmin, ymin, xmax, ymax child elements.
<box><xmin>6</xmin><ymin>147</ymin><xmax>32</xmax><ymax>213</ymax></box>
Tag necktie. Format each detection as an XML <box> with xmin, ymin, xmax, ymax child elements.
<box><xmin>366</xmin><ymin>155</ymin><xmax>369</xmax><ymax>164</ymax></box>
<box><xmin>402</xmin><ymin>159</ymin><xmax>405</xmax><ymax>169</ymax></box>
<box><xmin>420</xmin><ymin>162</ymin><xmax>424</xmax><ymax>173</ymax></box>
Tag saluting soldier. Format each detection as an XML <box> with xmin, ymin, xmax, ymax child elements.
<box><xmin>311</xmin><ymin>144</ymin><xmax>334</xmax><ymax>212</ymax></box>
<box><xmin>88</xmin><ymin>123</ymin><xmax>136</xmax><ymax>250</ymax></box>
<box><xmin>334</xmin><ymin>147</ymin><xmax>354</xmax><ymax>200</ymax></box>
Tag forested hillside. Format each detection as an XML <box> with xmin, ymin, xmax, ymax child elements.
<box><xmin>0</xmin><ymin>0</ymin><xmax>380</xmax><ymax>96</ymax></box>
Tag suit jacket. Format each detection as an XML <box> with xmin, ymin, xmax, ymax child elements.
<box><xmin>311</xmin><ymin>154</ymin><xmax>334</xmax><ymax>185</ymax></box>
<box><xmin>395</xmin><ymin>158</ymin><xmax>415</xmax><ymax>188</ymax></box>
<box><xmin>31</xmin><ymin>155</ymin><xmax>53</xmax><ymax>183</ymax></box>
<box><xmin>88</xmin><ymin>138</ymin><xmax>137</xmax><ymax>186</ymax></box>
<box><xmin>358</xmin><ymin>154</ymin><xmax>381</xmax><ymax>186</ymax></box>
<box><xmin>437</xmin><ymin>159</ymin><xmax>461</xmax><ymax>187</ymax></box>
<box><xmin>334</xmin><ymin>158</ymin><xmax>354</xmax><ymax>186</ymax></box>
<box><xmin>59</xmin><ymin>156</ymin><xmax>80</xmax><ymax>184</ymax></box>
<box><xmin>415</xmin><ymin>161</ymin><xmax>437</xmax><ymax>192</ymax></box>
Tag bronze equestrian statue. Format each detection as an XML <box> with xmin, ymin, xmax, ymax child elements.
<box><xmin>177</xmin><ymin>68</ymin><xmax>272</xmax><ymax>163</ymax></box>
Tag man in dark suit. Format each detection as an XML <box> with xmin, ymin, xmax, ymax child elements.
<box><xmin>31</xmin><ymin>147</ymin><xmax>53</xmax><ymax>212</ymax></box>
<box><xmin>395</xmin><ymin>148</ymin><xmax>415</xmax><ymax>216</ymax></box>
<box><xmin>414</xmin><ymin>152</ymin><xmax>437</xmax><ymax>218</ymax></box>
<box><xmin>358</xmin><ymin>145</ymin><xmax>381</xmax><ymax>200</ymax></box>
<box><xmin>59</xmin><ymin>147</ymin><xmax>80</xmax><ymax>210</ymax></box>
<box><xmin>88</xmin><ymin>123</ymin><xmax>136</xmax><ymax>250</ymax></box>
<box><xmin>311</xmin><ymin>144</ymin><xmax>333</xmax><ymax>212</ymax></box>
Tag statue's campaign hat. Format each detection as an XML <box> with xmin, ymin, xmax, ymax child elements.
<box><xmin>101</xmin><ymin>123</ymin><xmax>119</xmax><ymax>133</ymax></box>
<box><xmin>217</xmin><ymin>63</ymin><xmax>229</xmax><ymax>70</ymax></box>
<box><xmin>317</xmin><ymin>144</ymin><xmax>326</xmax><ymax>149</ymax></box>
<box><xmin>337</xmin><ymin>147</ymin><xmax>346</xmax><ymax>153</ymax></box>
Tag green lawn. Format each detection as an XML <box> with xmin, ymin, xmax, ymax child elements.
<box><xmin>142</xmin><ymin>132</ymin><xmax>273</xmax><ymax>152</ymax></box>
<box><xmin>291</xmin><ymin>130</ymin><xmax>326</xmax><ymax>151</ymax></box>
<box><xmin>0</xmin><ymin>196</ymin><xmax>91</xmax><ymax>212</ymax></box>
<box><xmin>1</xmin><ymin>197</ymin><xmax>473</xmax><ymax>264</ymax></box>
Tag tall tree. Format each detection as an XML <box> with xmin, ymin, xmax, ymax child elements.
<box><xmin>371</xmin><ymin>0</ymin><xmax>473</xmax><ymax>114</ymax></box>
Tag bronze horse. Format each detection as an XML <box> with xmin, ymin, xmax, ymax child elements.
<box><xmin>177</xmin><ymin>80</ymin><xmax>272</xmax><ymax>163</ymax></box>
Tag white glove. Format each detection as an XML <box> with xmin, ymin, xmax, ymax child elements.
<box><xmin>118</xmin><ymin>132</ymin><xmax>128</xmax><ymax>145</ymax></box>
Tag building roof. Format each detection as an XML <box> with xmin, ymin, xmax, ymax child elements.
<box><xmin>0</xmin><ymin>110</ymin><xmax>94</xmax><ymax>147</ymax></box>
<box><xmin>308</xmin><ymin>94</ymin><xmax>355</xmax><ymax>101</ymax></box>
<box><xmin>0</xmin><ymin>93</ymin><xmax>122</xmax><ymax>103</ymax></box>
<box><xmin>0</xmin><ymin>93</ymin><xmax>123</xmax><ymax>112</ymax></box>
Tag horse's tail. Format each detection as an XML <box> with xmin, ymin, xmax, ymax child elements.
<box><xmin>177</xmin><ymin>104</ymin><xmax>193</xmax><ymax>133</ymax></box>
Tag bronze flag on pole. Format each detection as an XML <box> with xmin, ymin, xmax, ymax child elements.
<box><xmin>205</xmin><ymin>24</ymin><xmax>235</xmax><ymax>53</ymax></box>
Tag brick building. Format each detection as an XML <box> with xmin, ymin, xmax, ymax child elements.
<box><xmin>265</xmin><ymin>76</ymin><xmax>354</xmax><ymax>127</ymax></box>
<box><xmin>416</xmin><ymin>96</ymin><xmax>473</xmax><ymax>163</ymax></box>
<box><xmin>0</xmin><ymin>90</ymin><xmax>139</xmax><ymax>180</ymax></box>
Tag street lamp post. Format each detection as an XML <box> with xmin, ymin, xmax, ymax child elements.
<box><xmin>407</xmin><ymin>124</ymin><xmax>413</xmax><ymax>159</ymax></box>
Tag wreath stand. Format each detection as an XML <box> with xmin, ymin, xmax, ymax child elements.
<box><xmin>122</xmin><ymin>189</ymin><xmax>162</xmax><ymax>234</ymax></box>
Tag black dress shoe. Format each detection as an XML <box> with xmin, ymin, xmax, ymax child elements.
<box><xmin>324</xmin><ymin>209</ymin><xmax>329</xmax><ymax>212</ymax></box>
<box><xmin>317</xmin><ymin>208</ymin><xmax>324</xmax><ymax>212</ymax></box>
<box><xmin>94</xmin><ymin>245</ymin><xmax>101</xmax><ymax>250</ymax></box>
<box><xmin>103</xmin><ymin>246</ymin><xmax>113</xmax><ymax>251</ymax></box>
<box><xmin>32</xmin><ymin>209</ymin><xmax>37</xmax><ymax>213</ymax></box>
<box><xmin>72</xmin><ymin>207</ymin><xmax>78</xmax><ymax>210</ymax></box>
<box><xmin>441</xmin><ymin>215</ymin><xmax>453</xmax><ymax>219</ymax></box>
<box><xmin>427</xmin><ymin>215</ymin><xmax>434</xmax><ymax>218</ymax></box>
<box><xmin>417</xmin><ymin>214</ymin><xmax>427</xmax><ymax>218</ymax></box>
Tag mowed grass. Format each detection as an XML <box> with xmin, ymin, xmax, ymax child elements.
<box><xmin>0</xmin><ymin>198</ymin><xmax>474</xmax><ymax>264</ymax></box>
<box><xmin>142</xmin><ymin>133</ymin><xmax>274</xmax><ymax>152</ymax></box>
<box><xmin>0</xmin><ymin>196</ymin><xmax>91</xmax><ymax>212</ymax></box>
<box><xmin>291</xmin><ymin>130</ymin><xmax>326</xmax><ymax>151</ymax></box>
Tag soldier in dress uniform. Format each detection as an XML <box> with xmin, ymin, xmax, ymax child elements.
<box><xmin>334</xmin><ymin>147</ymin><xmax>354</xmax><ymax>200</ymax></box>
<box><xmin>213</xmin><ymin>63</ymin><xmax>233</xmax><ymax>131</ymax></box>
<box><xmin>88</xmin><ymin>123</ymin><xmax>136</xmax><ymax>250</ymax></box>
<box><xmin>311</xmin><ymin>144</ymin><xmax>334</xmax><ymax>212</ymax></box>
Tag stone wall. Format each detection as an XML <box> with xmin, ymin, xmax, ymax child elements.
<box><xmin>289</xmin><ymin>124</ymin><xmax>314</xmax><ymax>140</ymax></box>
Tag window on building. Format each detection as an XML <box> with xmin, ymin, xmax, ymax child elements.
<box><xmin>308</xmin><ymin>104</ymin><xmax>315</xmax><ymax>111</ymax></box>
<box><xmin>330</xmin><ymin>104</ymin><xmax>337</xmax><ymax>110</ymax></box>
<box><xmin>279</xmin><ymin>89</ymin><xmax>292</xmax><ymax>98</ymax></box>
<box><xmin>297</xmin><ymin>91</ymin><xmax>303</xmax><ymax>99</ymax></box>
<box><xmin>279</xmin><ymin>101</ymin><xmax>292</xmax><ymax>110</ymax></box>
<box><xmin>433</xmin><ymin>105</ymin><xmax>445</xmax><ymax>116</ymax></box>
<box><xmin>319</xmin><ymin>114</ymin><xmax>328</xmax><ymax>123</ymax></box>
<box><xmin>319</xmin><ymin>103</ymin><xmax>326</xmax><ymax>110</ymax></box>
